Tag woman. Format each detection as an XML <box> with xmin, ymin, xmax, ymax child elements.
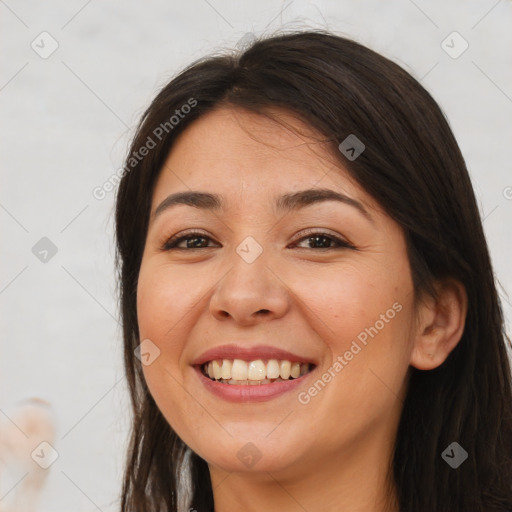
<box><xmin>114</xmin><ymin>30</ymin><xmax>512</xmax><ymax>512</ymax></box>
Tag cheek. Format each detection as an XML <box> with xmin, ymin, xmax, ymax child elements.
<box><xmin>136</xmin><ymin>261</ymin><xmax>199</xmax><ymax>345</ymax></box>
<box><xmin>294</xmin><ymin>259</ymin><xmax>409</xmax><ymax>348</ymax></box>
<box><xmin>136</xmin><ymin>262</ymin><xmax>203</xmax><ymax>437</ymax></box>
<box><xmin>320</xmin><ymin>273</ymin><xmax>412</xmax><ymax>389</ymax></box>
<box><xmin>136</xmin><ymin>263</ymin><xmax>194</xmax><ymax>400</ymax></box>
<box><xmin>293</xmin><ymin>259</ymin><xmax>414</xmax><ymax>409</ymax></box>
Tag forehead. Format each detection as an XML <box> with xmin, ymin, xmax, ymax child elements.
<box><xmin>151</xmin><ymin>106</ymin><xmax>377</xmax><ymax>214</ymax></box>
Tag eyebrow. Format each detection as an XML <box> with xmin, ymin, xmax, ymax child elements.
<box><xmin>152</xmin><ymin>188</ymin><xmax>374</xmax><ymax>223</ymax></box>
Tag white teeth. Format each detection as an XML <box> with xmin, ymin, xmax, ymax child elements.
<box><xmin>280</xmin><ymin>360</ymin><xmax>291</xmax><ymax>379</ymax></box>
<box><xmin>248</xmin><ymin>360</ymin><xmax>266</xmax><ymax>380</ymax></box>
<box><xmin>290</xmin><ymin>362</ymin><xmax>301</xmax><ymax>379</ymax></box>
<box><xmin>212</xmin><ymin>360</ymin><xmax>222</xmax><ymax>380</ymax></box>
<box><xmin>266</xmin><ymin>359</ymin><xmax>280</xmax><ymax>379</ymax></box>
<box><xmin>232</xmin><ymin>359</ymin><xmax>248</xmax><ymax>380</ymax></box>
<box><xmin>221</xmin><ymin>360</ymin><xmax>232</xmax><ymax>380</ymax></box>
<box><xmin>201</xmin><ymin>359</ymin><xmax>312</xmax><ymax>383</ymax></box>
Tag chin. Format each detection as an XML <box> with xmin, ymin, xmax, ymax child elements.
<box><xmin>191</xmin><ymin>434</ymin><xmax>306</xmax><ymax>475</ymax></box>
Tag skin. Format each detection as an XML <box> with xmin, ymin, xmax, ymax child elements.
<box><xmin>136</xmin><ymin>106</ymin><xmax>467</xmax><ymax>512</ymax></box>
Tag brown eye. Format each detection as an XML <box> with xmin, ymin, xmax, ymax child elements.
<box><xmin>162</xmin><ymin>231</ymin><xmax>218</xmax><ymax>251</ymax></box>
<box><xmin>291</xmin><ymin>230</ymin><xmax>355</xmax><ymax>250</ymax></box>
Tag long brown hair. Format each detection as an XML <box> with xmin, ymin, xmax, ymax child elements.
<box><xmin>114</xmin><ymin>30</ymin><xmax>512</xmax><ymax>511</ymax></box>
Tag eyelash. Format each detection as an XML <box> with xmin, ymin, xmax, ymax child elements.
<box><xmin>161</xmin><ymin>229</ymin><xmax>356</xmax><ymax>251</ymax></box>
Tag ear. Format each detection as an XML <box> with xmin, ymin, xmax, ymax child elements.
<box><xmin>410</xmin><ymin>278</ymin><xmax>468</xmax><ymax>370</ymax></box>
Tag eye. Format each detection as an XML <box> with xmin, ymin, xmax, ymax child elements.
<box><xmin>161</xmin><ymin>230</ymin><xmax>218</xmax><ymax>251</ymax></box>
<box><xmin>290</xmin><ymin>229</ymin><xmax>356</xmax><ymax>250</ymax></box>
<box><xmin>161</xmin><ymin>228</ymin><xmax>355</xmax><ymax>251</ymax></box>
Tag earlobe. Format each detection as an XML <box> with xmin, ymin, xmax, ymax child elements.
<box><xmin>410</xmin><ymin>279</ymin><xmax>468</xmax><ymax>371</ymax></box>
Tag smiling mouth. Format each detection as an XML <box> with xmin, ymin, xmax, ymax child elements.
<box><xmin>200</xmin><ymin>358</ymin><xmax>315</xmax><ymax>385</ymax></box>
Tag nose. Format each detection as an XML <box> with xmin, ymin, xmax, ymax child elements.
<box><xmin>209</xmin><ymin>247</ymin><xmax>290</xmax><ymax>326</ymax></box>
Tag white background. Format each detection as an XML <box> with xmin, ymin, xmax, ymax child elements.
<box><xmin>1</xmin><ymin>0</ymin><xmax>511</xmax><ymax>509</ymax></box>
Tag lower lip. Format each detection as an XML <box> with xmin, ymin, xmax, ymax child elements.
<box><xmin>193</xmin><ymin>365</ymin><xmax>315</xmax><ymax>403</ymax></box>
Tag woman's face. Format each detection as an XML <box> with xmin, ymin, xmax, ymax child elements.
<box><xmin>137</xmin><ymin>106</ymin><xmax>418</xmax><ymax>476</ymax></box>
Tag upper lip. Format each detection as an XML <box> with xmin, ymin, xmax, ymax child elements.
<box><xmin>190</xmin><ymin>344</ymin><xmax>318</xmax><ymax>366</ymax></box>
